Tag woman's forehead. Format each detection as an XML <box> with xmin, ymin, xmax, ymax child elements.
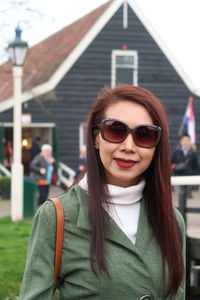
<box><xmin>104</xmin><ymin>101</ymin><xmax>153</xmax><ymax>126</ymax></box>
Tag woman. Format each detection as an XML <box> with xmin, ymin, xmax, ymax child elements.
<box><xmin>20</xmin><ymin>85</ymin><xmax>185</xmax><ymax>299</ymax></box>
<box><xmin>30</xmin><ymin>144</ymin><xmax>55</xmax><ymax>205</ymax></box>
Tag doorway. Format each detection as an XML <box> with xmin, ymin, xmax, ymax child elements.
<box><xmin>3</xmin><ymin>123</ymin><xmax>57</xmax><ymax>175</ymax></box>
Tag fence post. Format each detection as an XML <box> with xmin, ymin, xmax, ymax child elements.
<box><xmin>178</xmin><ymin>185</ymin><xmax>188</xmax><ymax>221</ymax></box>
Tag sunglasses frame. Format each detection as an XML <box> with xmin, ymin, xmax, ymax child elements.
<box><xmin>99</xmin><ymin>118</ymin><xmax>161</xmax><ymax>148</ymax></box>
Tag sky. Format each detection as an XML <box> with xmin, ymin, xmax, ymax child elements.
<box><xmin>1</xmin><ymin>0</ymin><xmax>200</xmax><ymax>90</ymax></box>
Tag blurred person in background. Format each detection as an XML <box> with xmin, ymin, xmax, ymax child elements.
<box><xmin>4</xmin><ymin>140</ymin><xmax>13</xmax><ymax>170</ymax></box>
<box><xmin>30</xmin><ymin>136</ymin><xmax>41</xmax><ymax>160</ymax></box>
<box><xmin>171</xmin><ymin>133</ymin><xmax>199</xmax><ymax>218</ymax></box>
<box><xmin>171</xmin><ymin>133</ymin><xmax>199</xmax><ymax>177</ymax></box>
<box><xmin>30</xmin><ymin>144</ymin><xmax>55</xmax><ymax>205</ymax></box>
<box><xmin>74</xmin><ymin>144</ymin><xmax>87</xmax><ymax>180</ymax></box>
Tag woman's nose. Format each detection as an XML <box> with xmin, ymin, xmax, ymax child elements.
<box><xmin>120</xmin><ymin>133</ymin><xmax>137</xmax><ymax>152</ymax></box>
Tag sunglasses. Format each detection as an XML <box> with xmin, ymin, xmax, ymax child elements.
<box><xmin>98</xmin><ymin>118</ymin><xmax>161</xmax><ymax>148</ymax></box>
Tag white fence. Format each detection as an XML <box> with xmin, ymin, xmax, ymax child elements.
<box><xmin>57</xmin><ymin>162</ymin><xmax>76</xmax><ymax>188</ymax></box>
<box><xmin>171</xmin><ymin>175</ymin><xmax>200</xmax><ymax>215</ymax></box>
<box><xmin>0</xmin><ymin>163</ymin><xmax>11</xmax><ymax>177</ymax></box>
<box><xmin>171</xmin><ymin>175</ymin><xmax>200</xmax><ymax>186</ymax></box>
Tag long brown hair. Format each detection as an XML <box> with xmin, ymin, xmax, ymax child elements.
<box><xmin>83</xmin><ymin>85</ymin><xmax>184</xmax><ymax>297</ymax></box>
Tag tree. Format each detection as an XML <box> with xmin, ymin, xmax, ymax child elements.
<box><xmin>0</xmin><ymin>0</ymin><xmax>51</xmax><ymax>64</ymax></box>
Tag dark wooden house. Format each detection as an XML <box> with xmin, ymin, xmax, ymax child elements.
<box><xmin>0</xmin><ymin>0</ymin><xmax>200</xmax><ymax>172</ymax></box>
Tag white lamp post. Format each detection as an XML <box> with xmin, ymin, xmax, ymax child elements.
<box><xmin>8</xmin><ymin>27</ymin><xmax>28</xmax><ymax>221</ymax></box>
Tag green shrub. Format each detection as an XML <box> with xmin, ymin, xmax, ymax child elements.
<box><xmin>0</xmin><ymin>176</ymin><xmax>11</xmax><ymax>189</ymax></box>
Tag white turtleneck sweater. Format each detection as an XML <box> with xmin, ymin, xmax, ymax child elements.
<box><xmin>78</xmin><ymin>175</ymin><xmax>145</xmax><ymax>244</ymax></box>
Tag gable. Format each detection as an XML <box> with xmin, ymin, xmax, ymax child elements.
<box><xmin>0</xmin><ymin>0</ymin><xmax>199</xmax><ymax>113</ymax></box>
<box><xmin>1</xmin><ymin>2</ymin><xmax>200</xmax><ymax>168</ymax></box>
<box><xmin>0</xmin><ymin>0</ymin><xmax>114</xmax><ymax>111</ymax></box>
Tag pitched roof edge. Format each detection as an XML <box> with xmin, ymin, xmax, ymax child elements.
<box><xmin>50</xmin><ymin>0</ymin><xmax>123</xmax><ymax>89</ymax></box>
<box><xmin>0</xmin><ymin>81</ymin><xmax>53</xmax><ymax>112</ymax></box>
<box><xmin>0</xmin><ymin>0</ymin><xmax>123</xmax><ymax>112</ymax></box>
<box><xmin>128</xmin><ymin>0</ymin><xmax>199</xmax><ymax>96</ymax></box>
<box><xmin>1</xmin><ymin>0</ymin><xmax>200</xmax><ymax>113</ymax></box>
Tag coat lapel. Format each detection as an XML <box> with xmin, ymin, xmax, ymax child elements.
<box><xmin>105</xmin><ymin>198</ymin><xmax>153</xmax><ymax>256</ymax></box>
<box><xmin>75</xmin><ymin>186</ymin><xmax>91</xmax><ymax>231</ymax></box>
<box><xmin>75</xmin><ymin>185</ymin><xmax>153</xmax><ymax>256</ymax></box>
<box><xmin>135</xmin><ymin>199</ymin><xmax>153</xmax><ymax>255</ymax></box>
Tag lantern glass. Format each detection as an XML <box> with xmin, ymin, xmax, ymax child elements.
<box><xmin>8</xmin><ymin>27</ymin><xmax>28</xmax><ymax>66</ymax></box>
<box><xmin>8</xmin><ymin>41</ymin><xmax>28</xmax><ymax>66</ymax></box>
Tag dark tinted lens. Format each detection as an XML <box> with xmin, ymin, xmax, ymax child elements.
<box><xmin>102</xmin><ymin>120</ymin><xmax>127</xmax><ymax>142</ymax></box>
<box><xmin>135</xmin><ymin>125</ymin><xmax>158</xmax><ymax>147</ymax></box>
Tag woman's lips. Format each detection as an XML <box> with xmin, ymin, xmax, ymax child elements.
<box><xmin>115</xmin><ymin>158</ymin><xmax>137</xmax><ymax>168</ymax></box>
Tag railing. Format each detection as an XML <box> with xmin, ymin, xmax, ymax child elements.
<box><xmin>57</xmin><ymin>162</ymin><xmax>76</xmax><ymax>188</ymax></box>
<box><xmin>171</xmin><ymin>175</ymin><xmax>200</xmax><ymax>214</ymax></box>
<box><xmin>171</xmin><ymin>175</ymin><xmax>200</xmax><ymax>186</ymax></box>
<box><xmin>0</xmin><ymin>161</ymin><xmax>75</xmax><ymax>188</ymax></box>
<box><xmin>0</xmin><ymin>163</ymin><xmax>11</xmax><ymax>177</ymax></box>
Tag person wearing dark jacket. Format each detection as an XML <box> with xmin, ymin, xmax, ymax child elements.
<box><xmin>30</xmin><ymin>136</ymin><xmax>41</xmax><ymax>160</ymax></box>
<box><xmin>171</xmin><ymin>134</ymin><xmax>199</xmax><ymax>176</ymax></box>
<box><xmin>171</xmin><ymin>134</ymin><xmax>199</xmax><ymax>219</ymax></box>
<box><xmin>30</xmin><ymin>144</ymin><xmax>55</xmax><ymax>205</ymax></box>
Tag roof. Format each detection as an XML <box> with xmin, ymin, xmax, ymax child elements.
<box><xmin>0</xmin><ymin>0</ymin><xmax>113</xmax><ymax>108</ymax></box>
<box><xmin>0</xmin><ymin>0</ymin><xmax>199</xmax><ymax>112</ymax></box>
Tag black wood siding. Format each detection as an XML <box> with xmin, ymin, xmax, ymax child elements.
<box><xmin>1</xmin><ymin>4</ymin><xmax>200</xmax><ymax>169</ymax></box>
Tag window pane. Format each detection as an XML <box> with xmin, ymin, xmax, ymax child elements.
<box><xmin>116</xmin><ymin>55</ymin><xmax>134</xmax><ymax>65</ymax></box>
<box><xmin>116</xmin><ymin>68</ymin><xmax>133</xmax><ymax>85</ymax></box>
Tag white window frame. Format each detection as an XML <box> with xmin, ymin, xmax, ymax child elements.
<box><xmin>111</xmin><ymin>50</ymin><xmax>138</xmax><ymax>88</ymax></box>
<box><xmin>123</xmin><ymin>1</ymin><xmax>128</xmax><ymax>29</ymax></box>
<box><xmin>79</xmin><ymin>122</ymin><xmax>87</xmax><ymax>148</ymax></box>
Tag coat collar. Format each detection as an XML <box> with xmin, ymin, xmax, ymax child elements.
<box><xmin>74</xmin><ymin>185</ymin><xmax>153</xmax><ymax>255</ymax></box>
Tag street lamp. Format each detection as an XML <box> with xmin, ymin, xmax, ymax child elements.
<box><xmin>8</xmin><ymin>27</ymin><xmax>28</xmax><ymax>221</ymax></box>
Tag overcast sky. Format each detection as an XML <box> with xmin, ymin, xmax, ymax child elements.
<box><xmin>1</xmin><ymin>0</ymin><xmax>200</xmax><ymax>89</ymax></box>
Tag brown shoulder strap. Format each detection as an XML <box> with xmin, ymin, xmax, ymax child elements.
<box><xmin>49</xmin><ymin>198</ymin><xmax>64</xmax><ymax>292</ymax></box>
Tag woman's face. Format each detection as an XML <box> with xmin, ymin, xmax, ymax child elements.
<box><xmin>95</xmin><ymin>101</ymin><xmax>156</xmax><ymax>187</ymax></box>
<box><xmin>42</xmin><ymin>149</ymin><xmax>52</xmax><ymax>157</ymax></box>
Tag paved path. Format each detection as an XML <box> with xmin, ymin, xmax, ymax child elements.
<box><xmin>173</xmin><ymin>190</ymin><xmax>200</xmax><ymax>239</ymax></box>
<box><xmin>0</xmin><ymin>186</ymin><xmax>199</xmax><ymax>239</ymax></box>
<box><xmin>0</xmin><ymin>199</ymin><xmax>10</xmax><ymax>218</ymax></box>
<box><xmin>0</xmin><ymin>185</ymin><xmax>65</xmax><ymax>218</ymax></box>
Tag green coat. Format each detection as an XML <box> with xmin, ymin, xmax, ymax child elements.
<box><xmin>19</xmin><ymin>185</ymin><xmax>185</xmax><ymax>300</ymax></box>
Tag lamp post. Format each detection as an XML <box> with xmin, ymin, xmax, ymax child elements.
<box><xmin>8</xmin><ymin>27</ymin><xmax>28</xmax><ymax>221</ymax></box>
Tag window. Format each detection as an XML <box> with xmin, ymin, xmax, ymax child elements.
<box><xmin>111</xmin><ymin>50</ymin><xmax>138</xmax><ymax>87</ymax></box>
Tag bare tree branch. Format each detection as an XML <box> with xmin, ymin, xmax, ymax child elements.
<box><xmin>0</xmin><ymin>0</ymin><xmax>52</xmax><ymax>64</ymax></box>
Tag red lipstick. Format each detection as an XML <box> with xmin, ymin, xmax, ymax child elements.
<box><xmin>115</xmin><ymin>158</ymin><xmax>137</xmax><ymax>169</ymax></box>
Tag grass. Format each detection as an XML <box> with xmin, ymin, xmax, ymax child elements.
<box><xmin>0</xmin><ymin>217</ymin><xmax>32</xmax><ymax>300</ymax></box>
<box><xmin>0</xmin><ymin>217</ymin><xmax>60</xmax><ymax>300</ymax></box>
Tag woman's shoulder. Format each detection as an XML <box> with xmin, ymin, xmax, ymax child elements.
<box><xmin>30</xmin><ymin>153</ymin><xmax>43</xmax><ymax>164</ymax></box>
<box><xmin>174</xmin><ymin>207</ymin><xmax>185</xmax><ymax>234</ymax></box>
<box><xmin>36</xmin><ymin>184</ymin><xmax>87</xmax><ymax>225</ymax></box>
